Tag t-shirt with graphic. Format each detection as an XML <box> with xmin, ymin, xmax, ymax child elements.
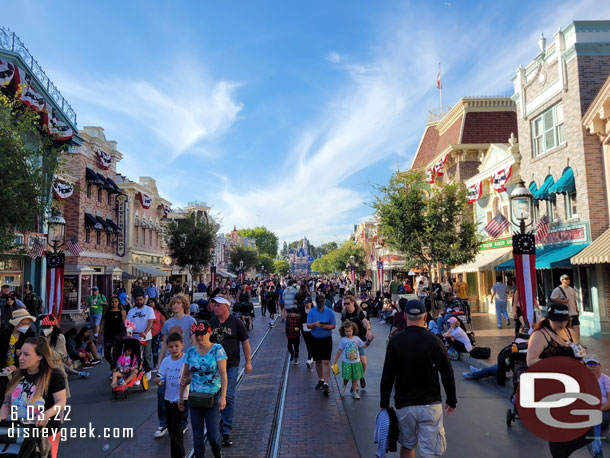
<box><xmin>338</xmin><ymin>336</ymin><xmax>365</xmax><ymax>364</ymax></box>
<box><xmin>5</xmin><ymin>334</ymin><xmax>17</xmax><ymax>366</ymax></box>
<box><xmin>598</xmin><ymin>372</ymin><xmax>610</xmax><ymax>405</ymax></box>
<box><xmin>126</xmin><ymin>305</ymin><xmax>156</xmax><ymax>340</ymax></box>
<box><xmin>162</xmin><ymin>315</ymin><xmax>197</xmax><ymax>349</ymax></box>
<box><xmin>116</xmin><ymin>354</ymin><xmax>137</xmax><ymax>373</ymax></box>
<box><xmin>87</xmin><ymin>294</ymin><xmax>106</xmax><ymax>315</ymax></box>
<box><xmin>184</xmin><ymin>344</ymin><xmax>227</xmax><ymax>394</ymax></box>
<box><xmin>10</xmin><ymin>368</ymin><xmax>65</xmax><ymax>429</ymax></box>
<box><xmin>159</xmin><ymin>354</ymin><xmax>188</xmax><ymax>403</ymax></box>
<box><xmin>209</xmin><ymin>315</ymin><xmax>249</xmax><ymax>369</ymax></box>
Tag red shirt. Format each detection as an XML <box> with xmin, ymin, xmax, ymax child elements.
<box><xmin>285</xmin><ymin>315</ymin><xmax>301</xmax><ymax>339</ymax></box>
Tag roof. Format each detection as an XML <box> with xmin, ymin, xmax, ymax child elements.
<box><xmin>435</xmin><ymin>114</ymin><xmax>463</xmax><ymax>154</ymax></box>
<box><xmin>572</xmin><ymin>228</ymin><xmax>610</xmax><ymax>265</ymax></box>
<box><xmin>461</xmin><ymin>111</ymin><xmax>517</xmax><ymax>144</ymax></box>
<box><xmin>411</xmin><ymin>124</ymin><xmax>440</xmax><ymax>169</ymax></box>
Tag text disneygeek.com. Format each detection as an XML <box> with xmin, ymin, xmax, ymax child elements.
<box><xmin>6</xmin><ymin>423</ymin><xmax>134</xmax><ymax>442</ymax></box>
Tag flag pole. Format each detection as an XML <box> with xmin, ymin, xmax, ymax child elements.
<box><xmin>438</xmin><ymin>62</ymin><xmax>443</xmax><ymax>112</ymax></box>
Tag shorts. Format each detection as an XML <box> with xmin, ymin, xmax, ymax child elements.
<box><xmin>89</xmin><ymin>313</ymin><xmax>102</xmax><ymax>326</ymax></box>
<box><xmin>311</xmin><ymin>336</ymin><xmax>332</xmax><ymax>361</ymax></box>
<box><xmin>341</xmin><ymin>361</ymin><xmax>363</xmax><ymax>381</ymax></box>
<box><xmin>391</xmin><ymin>294</ymin><xmax>399</xmax><ymax>304</ymax></box>
<box><xmin>570</xmin><ymin>315</ymin><xmax>580</xmax><ymax>326</ymax></box>
<box><xmin>396</xmin><ymin>403</ymin><xmax>446</xmax><ymax>456</ymax></box>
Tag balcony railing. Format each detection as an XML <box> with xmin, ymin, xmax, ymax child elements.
<box><xmin>0</xmin><ymin>27</ymin><xmax>77</xmax><ymax>128</ymax></box>
<box><xmin>428</xmin><ymin>106</ymin><xmax>452</xmax><ymax>123</ymax></box>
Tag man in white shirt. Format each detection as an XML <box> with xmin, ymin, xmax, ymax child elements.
<box><xmin>491</xmin><ymin>276</ymin><xmax>510</xmax><ymax>328</ymax></box>
<box><xmin>127</xmin><ymin>293</ymin><xmax>155</xmax><ymax>379</ymax></box>
<box><xmin>550</xmin><ymin>274</ymin><xmax>580</xmax><ymax>343</ymax></box>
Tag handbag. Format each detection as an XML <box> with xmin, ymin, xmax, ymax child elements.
<box><xmin>188</xmin><ymin>391</ymin><xmax>217</xmax><ymax>409</ymax></box>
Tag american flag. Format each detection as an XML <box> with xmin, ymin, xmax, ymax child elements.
<box><xmin>436</xmin><ymin>62</ymin><xmax>442</xmax><ymax>89</ymax></box>
<box><xmin>484</xmin><ymin>212</ymin><xmax>510</xmax><ymax>238</ymax></box>
<box><xmin>535</xmin><ymin>215</ymin><xmax>550</xmax><ymax>244</ymax></box>
<box><xmin>67</xmin><ymin>236</ymin><xmax>83</xmax><ymax>257</ymax></box>
<box><xmin>29</xmin><ymin>239</ymin><xmax>44</xmax><ymax>259</ymax></box>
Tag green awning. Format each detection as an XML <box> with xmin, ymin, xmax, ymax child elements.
<box><xmin>549</xmin><ymin>168</ymin><xmax>575</xmax><ymax>194</ymax></box>
<box><xmin>534</xmin><ymin>175</ymin><xmax>555</xmax><ymax>201</ymax></box>
<box><xmin>495</xmin><ymin>243</ymin><xmax>588</xmax><ymax>270</ymax></box>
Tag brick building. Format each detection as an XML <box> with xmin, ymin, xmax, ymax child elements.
<box><xmin>59</xmin><ymin>126</ymin><xmax>123</xmax><ymax>317</ymax></box>
<box><xmin>507</xmin><ymin>21</ymin><xmax>610</xmax><ymax>336</ymax></box>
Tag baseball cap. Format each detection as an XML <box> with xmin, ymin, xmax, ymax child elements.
<box><xmin>546</xmin><ymin>302</ymin><xmax>570</xmax><ymax>321</ymax></box>
<box><xmin>584</xmin><ymin>354</ymin><xmax>600</xmax><ymax>365</ymax></box>
<box><xmin>447</xmin><ymin>317</ymin><xmax>458</xmax><ymax>324</ymax></box>
<box><xmin>92</xmin><ymin>286</ymin><xmax>99</xmax><ymax>290</ymax></box>
<box><xmin>304</xmin><ymin>296</ymin><xmax>313</xmax><ymax>304</ymax></box>
<box><xmin>404</xmin><ymin>300</ymin><xmax>426</xmax><ymax>317</ymax></box>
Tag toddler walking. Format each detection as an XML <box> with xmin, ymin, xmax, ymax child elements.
<box><xmin>333</xmin><ymin>321</ymin><xmax>366</xmax><ymax>399</ymax></box>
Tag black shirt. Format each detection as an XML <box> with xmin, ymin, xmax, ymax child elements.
<box><xmin>342</xmin><ymin>309</ymin><xmax>368</xmax><ymax>341</ymax></box>
<box><xmin>11</xmin><ymin>369</ymin><xmax>65</xmax><ymax>429</ymax></box>
<box><xmin>103</xmin><ymin>309</ymin><xmax>125</xmax><ymax>338</ymax></box>
<box><xmin>380</xmin><ymin>326</ymin><xmax>457</xmax><ymax>409</ymax></box>
<box><xmin>209</xmin><ymin>315</ymin><xmax>249</xmax><ymax>368</ymax></box>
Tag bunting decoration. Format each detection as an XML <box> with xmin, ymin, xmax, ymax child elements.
<box><xmin>97</xmin><ymin>150</ymin><xmax>112</xmax><ymax>169</ymax></box>
<box><xmin>43</xmin><ymin>104</ymin><xmax>74</xmax><ymax>141</ymax></box>
<box><xmin>14</xmin><ymin>66</ymin><xmax>45</xmax><ymax>112</ymax></box>
<box><xmin>490</xmin><ymin>165</ymin><xmax>512</xmax><ymax>193</ymax></box>
<box><xmin>52</xmin><ymin>181</ymin><xmax>74</xmax><ymax>200</ymax></box>
<box><xmin>161</xmin><ymin>203</ymin><xmax>173</xmax><ymax>218</ymax></box>
<box><xmin>513</xmin><ymin>234</ymin><xmax>536</xmax><ymax>333</ymax></box>
<box><xmin>139</xmin><ymin>192</ymin><xmax>152</xmax><ymax>209</ymax></box>
<box><xmin>432</xmin><ymin>154</ymin><xmax>447</xmax><ymax>176</ymax></box>
<box><xmin>377</xmin><ymin>261</ymin><xmax>384</xmax><ymax>295</ymax></box>
<box><xmin>0</xmin><ymin>60</ymin><xmax>16</xmax><ymax>88</ymax></box>
<box><xmin>467</xmin><ymin>181</ymin><xmax>482</xmax><ymax>204</ymax></box>
<box><xmin>46</xmin><ymin>252</ymin><xmax>65</xmax><ymax>322</ymax></box>
<box><xmin>426</xmin><ymin>169</ymin><xmax>435</xmax><ymax>184</ymax></box>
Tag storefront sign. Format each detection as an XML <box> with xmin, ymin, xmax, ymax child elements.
<box><xmin>480</xmin><ymin>238</ymin><xmax>513</xmax><ymax>250</ymax></box>
<box><xmin>544</xmin><ymin>226</ymin><xmax>587</xmax><ymax>245</ymax></box>
<box><xmin>117</xmin><ymin>195</ymin><xmax>127</xmax><ymax>257</ymax></box>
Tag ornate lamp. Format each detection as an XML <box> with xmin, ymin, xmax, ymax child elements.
<box><xmin>510</xmin><ymin>180</ymin><xmax>533</xmax><ymax>235</ymax></box>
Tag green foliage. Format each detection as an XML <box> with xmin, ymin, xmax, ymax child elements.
<box><xmin>273</xmin><ymin>259</ymin><xmax>291</xmax><ymax>276</ymax></box>
<box><xmin>372</xmin><ymin>171</ymin><xmax>479</xmax><ymax>271</ymax></box>
<box><xmin>229</xmin><ymin>245</ymin><xmax>259</xmax><ymax>272</ymax></box>
<box><xmin>257</xmin><ymin>253</ymin><xmax>275</xmax><ymax>274</ymax></box>
<box><xmin>283</xmin><ymin>239</ymin><xmax>338</xmax><ymax>259</ymax></box>
<box><xmin>280</xmin><ymin>241</ymin><xmax>289</xmax><ymax>258</ymax></box>
<box><xmin>165</xmin><ymin>213</ymin><xmax>217</xmax><ymax>278</ymax></box>
<box><xmin>236</xmin><ymin>226</ymin><xmax>279</xmax><ymax>258</ymax></box>
<box><xmin>310</xmin><ymin>241</ymin><xmax>366</xmax><ymax>274</ymax></box>
<box><xmin>0</xmin><ymin>94</ymin><xmax>65</xmax><ymax>256</ymax></box>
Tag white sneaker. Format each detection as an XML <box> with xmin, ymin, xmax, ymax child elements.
<box><xmin>341</xmin><ymin>384</ymin><xmax>347</xmax><ymax>394</ymax></box>
<box><xmin>469</xmin><ymin>365</ymin><xmax>478</xmax><ymax>373</ymax></box>
<box><xmin>146</xmin><ymin>371</ymin><xmax>152</xmax><ymax>380</ymax></box>
<box><xmin>352</xmin><ymin>391</ymin><xmax>361</xmax><ymax>399</ymax></box>
<box><xmin>154</xmin><ymin>426</ymin><xmax>167</xmax><ymax>439</ymax></box>
<box><xmin>134</xmin><ymin>380</ymin><xmax>141</xmax><ymax>386</ymax></box>
<box><xmin>294</xmin><ymin>360</ymin><xmax>299</xmax><ymax>365</ymax></box>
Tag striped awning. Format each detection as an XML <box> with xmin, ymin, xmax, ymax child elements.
<box><xmin>452</xmin><ymin>247</ymin><xmax>513</xmax><ymax>273</ymax></box>
<box><xmin>571</xmin><ymin>228</ymin><xmax>610</xmax><ymax>264</ymax></box>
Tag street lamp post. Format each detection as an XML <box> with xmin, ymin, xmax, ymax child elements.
<box><xmin>48</xmin><ymin>214</ymin><xmax>66</xmax><ymax>253</ymax></box>
<box><xmin>239</xmin><ymin>260</ymin><xmax>244</xmax><ymax>284</ymax></box>
<box><xmin>46</xmin><ymin>213</ymin><xmax>66</xmax><ymax>320</ymax></box>
<box><xmin>509</xmin><ymin>180</ymin><xmax>536</xmax><ymax>333</ymax></box>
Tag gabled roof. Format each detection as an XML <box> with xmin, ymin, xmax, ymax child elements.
<box><xmin>461</xmin><ymin>111</ymin><xmax>517</xmax><ymax>144</ymax></box>
<box><xmin>435</xmin><ymin>114</ymin><xmax>463</xmax><ymax>155</ymax></box>
<box><xmin>411</xmin><ymin>124</ymin><xmax>440</xmax><ymax>169</ymax></box>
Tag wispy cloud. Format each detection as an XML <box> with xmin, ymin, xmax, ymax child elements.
<box><xmin>326</xmin><ymin>50</ymin><xmax>342</xmax><ymax>63</ymax></box>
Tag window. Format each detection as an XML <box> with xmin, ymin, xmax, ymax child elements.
<box><xmin>85</xmin><ymin>229</ymin><xmax>90</xmax><ymax>243</ymax></box>
<box><xmin>97</xmin><ymin>187</ymin><xmax>103</xmax><ymax>202</ymax></box>
<box><xmin>107</xmin><ymin>192</ymin><xmax>112</xmax><ymax>205</ymax></box>
<box><xmin>135</xmin><ymin>227</ymin><xmax>139</xmax><ymax>244</ymax></box>
<box><xmin>531</xmin><ymin>103</ymin><xmax>565</xmax><ymax>158</ymax></box>
<box><xmin>532</xmin><ymin>200</ymin><xmax>540</xmax><ymax>224</ymax></box>
<box><xmin>106</xmin><ymin>233</ymin><xmax>111</xmax><ymax>245</ymax></box>
<box><xmin>96</xmin><ymin>231</ymin><xmax>101</xmax><ymax>245</ymax></box>
<box><xmin>565</xmin><ymin>191</ymin><xmax>578</xmax><ymax>219</ymax></box>
<box><xmin>86</xmin><ymin>183</ymin><xmax>92</xmax><ymax>198</ymax></box>
<box><xmin>547</xmin><ymin>197</ymin><xmax>557</xmax><ymax>222</ymax></box>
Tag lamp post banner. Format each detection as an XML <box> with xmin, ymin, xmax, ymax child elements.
<box><xmin>513</xmin><ymin>234</ymin><xmax>536</xmax><ymax>331</ymax></box>
<box><xmin>46</xmin><ymin>252</ymin><xmax>65</xmax><ymax>321</ymax></box>
<box><xmin>211</xmin><ymin>265</ymin><xmax>217</xmax><ymax>288</ymax></box>
<box><xmin>377</xmin><ymin>261</ymin><xmax>384</xmax><ymax>295</ymax></box>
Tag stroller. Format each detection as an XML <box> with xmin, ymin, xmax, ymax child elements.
<box><xmin>440</xmin><ymin>298</ymin><xmax>475</xmax><ymax>346</ymax></box>
<box><xmin>0</xmin><ymin>420</ymin><xmax>53</xmax><ymax>457</ymax></box>
<box><xmin>497</xmin><ymin>334</ymin><xmax>530</xmax><ymax>427</ymax></box>
<box><xmin>233</xmin><ymin>302</ymin><xmax>254</xmax><ymax>330</ymax></box>
<box><xmin>111</xmin><ymin>338</ymin><xmax>149</xmax><ymax>400</ymax></box>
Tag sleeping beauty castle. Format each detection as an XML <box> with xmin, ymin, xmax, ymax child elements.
<box><xmin>288</xmin><ymin>237</ymin><xmax>315</xmax><ymax>274</ymax></box>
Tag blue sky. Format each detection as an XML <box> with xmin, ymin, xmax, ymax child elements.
<box><xmin>4</xmin><ymin>0</ymin><xmax>609</xmax><ymax>245</ymax></box>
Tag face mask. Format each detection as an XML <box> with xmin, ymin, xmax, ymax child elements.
<box><xmin>17</xmin><ymin>326</ymin><xmax>29</xmax><ymax>333</ymax></box>
<box><xmin>42</xmin><ymin>328</ymin><xmax>53</xmax><ymax>336</ymax></box>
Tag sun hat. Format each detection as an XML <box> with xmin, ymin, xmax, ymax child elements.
<box><xmin>9</xmin><ymin>309</ymin><xmax>37</xmax><ymax>326</ymax></box>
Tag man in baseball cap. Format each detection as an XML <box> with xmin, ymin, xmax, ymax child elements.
<box><xmin>550</xmin><ymin>274</ymin><xmax>580</xmax><ymax>342</ymax></box>
<box><xmin>380</xmin><ymin>299</ymin><xmax>456</xmax><ymax>457</ymax></box>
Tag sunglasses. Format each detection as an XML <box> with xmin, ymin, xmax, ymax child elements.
<box><xmin>586</xmin><ymin>361</ymin><xmax>599</xmax><ymax>367</ymax></box>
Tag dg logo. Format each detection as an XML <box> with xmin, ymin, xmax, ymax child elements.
<box><xmin>517</xmin><ymin>356</ymin><xmax>602</xmax><ymax>442</ymax></box>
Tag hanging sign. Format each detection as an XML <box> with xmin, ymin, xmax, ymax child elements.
<box><xmin>139</xmin><ymin>192</ymin><xmax>152</xmax><ymax>209</ymax></box>
<box><xmin>490</xmin><ymin>164</ymin><xmax>512</xmax><ymax>193</ymax></box>
<box><xmin>467</xmin><ymin>181</ymin><xmax>482</xmax><ymax>204</ymax></box>
<box><xmin>97</xmin><ymin>150</ymin><xmax>112</xmax><ymax>169</ymax></box>
<box><xmin>0</xmin><ymin>60</ymin><xmax>16</xmax><ymax>88</ymax></box>
<box><xmin>117</xmin><ymin>195</ymin><xmax>127</xmax><ymax>257</ymax></box>
<box><xmin>52</xmin><ymin>181</ymin><xmax>74</xmax><ymax>200</ymax></box>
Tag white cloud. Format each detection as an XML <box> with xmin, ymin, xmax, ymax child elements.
<box><xmin>326</xmin><ymin>50</ymin><xmax>342</xmax><ymax>63</ymax></box>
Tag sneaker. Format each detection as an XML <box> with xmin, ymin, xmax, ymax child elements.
<box><xmin>269</xmin><ymin>323</ymin><xmax>274</xmax><ymax>328</ymax></box>
<box><xmin>79</xmin><ymin>371</ymin><xmax>90</xmax><ymax>379</ymax></box>
<box><xmin>322</xmin><ymin>384</ymin><xmax>330</xmax><ymax>396</ymax></box>
<box><xmin>289</xmin><ymin>356</ymin><xmax>293</xmax><ymax>362</ymax></box>
<box><xmin>341</xmin><ymin>384</ymin><xmax>347</xmax><ymax>394</ymax></box>
<box><xmin>146</xmin><ymin>371</ymin><xmax>152</xmax><ymax>380</ymax></box>
<box><xmin>222</xmin><ymin>434</ymin><xmax>233</xmax><ymax>447</ymax></box>
<box><xmin>352</xmin><ymin>391</ymin><xmax>361</xmax><ymax>399</ymax></box>
<box><xmin>134</xmin><ymin>380</ymin><xmax>140</xmax><ymax>386</ymax></box>
<box><xmin>506</xmin><ymin>319</ymin><xmax>511</xmax><ymax>326</ymax></box>
<box><xmin>91</xmin><ymin>359</ymin><xmax>102</xmax><ymax>366</ymax></box>
<box><xmin>118</xmin><ymin>379</ymin><xmax>126</xmax><ymax>386</ymax></box>
<box><xmin>469</xmin><ymin>365</ymin><xmax>478</xmax><ymax>373</ymax></box>
<box><xmin>154</xmin><ymin>427</ymin><xmax>167</xmax><ymax>439</ymax></box>
<box><xmin>462</xmin><ymin>372</ymin><xmax>474</xmax><ymax>380</ymax></box>
<box><xmin>294</xmin><ymin>360</ymin><xmax>299</xmax><ymax>365</ymax></box>
<box><xmin>306</xmin><ymin>360</ymin><xmax>311</xmax><ymax>369</ymax></box>
<box><xmin>111</xmin><ymin>381</ymin><xmax>118</xmax><ymax>388</ymax></box>
<box><xmin>360</xmin><ymin>378</ymin><xmax>366</xmax><ymax>389</ymax></box>
<box><xmin>315</xmin><ymin>380</ymin><xmax>325</xmax><ymax>390</ymax></box>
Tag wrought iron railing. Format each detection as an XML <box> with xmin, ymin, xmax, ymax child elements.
<box><xmin>0</xmin><ymin>27</ymin><xmax>77</xmax><ymax>127</ymax></box>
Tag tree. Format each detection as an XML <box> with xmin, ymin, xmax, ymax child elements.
<box><xmin>280</xmin><ymin>241</ymin><xmax>289</xmax><ymax>259</ymax></box>
<box><xmin>273</xmin><ymin>259</ymin><xmax>290</xmax><ymax>276</ymax></box>
<box><xmin>236</xmin><ymin>227</ymin><xmax>279</xmax><ymax>258</ymax></box>
<box><xmin>372</xmin><ymin>171</ymin><xmax>479</xmax><ymax>276</ymax></box>
<box><xmin>166</xmin><ymin>213</ymin><xmax>217</xmax><ymax>282</ymax></box>
<box><xmin>310</xmin><ymin>241</ymin><xmax>366</xmax><ymax>274</ymax></box>
<box><xmin>0</xmin><ymin>94</ymin><xmax>65</xmax><ymax>256</ymax></box>
<box><xmin>257</xmin><ymin>253</ymin><xmax>275</xmax><ymax>275</ymax></box>
<box><xmin>229</xmin><ymin>245</ymin><xmax>258</xmax><ymax>273</ymax></box>
<box><xmin>317</xmin><ymin>241</ymin><xmax>338</xmax><ymax>257</ymax></box>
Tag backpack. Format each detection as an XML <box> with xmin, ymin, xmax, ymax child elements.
<box><xmin>470</xmin><ymin>346</ymin><xmax>491</xmax><ymax>359</ymax></box>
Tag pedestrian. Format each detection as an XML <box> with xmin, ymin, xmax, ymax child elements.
<box><xmin>333</xmin><ymin>321</ymin><xmax>366</xmax><ymax>399</ymax></box>
<box><xmin>490</xmin><ymin>276</ymin><xmax>510</xmax><ymax>328</ymax></box>
<box><xmin>155</xmin><ymin>294</ymin><xmax>196</xmax><ymax>439</ymax></box>
<box><xmin>22</xmin><ymin>283</ymin><xmax>44</xmax><ymax>318</ymax></box>
<box><xmin>179</xmin><ymin>321</ymin><xmax>227</xmax><ymax>458</ymax></box>
<box><xmin>265</xmin><ymin>285</ymin><xmax>279</xmax><ymax>328</ymax></box>
<box><xmin>283</xmin><ymin>279</ymin><xmax>297</xmax><ymax>316</ymax></box>
<box><xmin>157</xmin><ymin>332</ymin><xmax>188</xmax><ymax>458</ymax></box>
<box><xmin>442</xmin><ymin>317</ymin><xmax>472</xmax><ymax>355</ymax></box>
<box><xmin>583</xmin><ymin>354</ymin><xmax>610</xmax><ymax>442</ymax></box>
<box><xmin>431</xmin><ymin>277</ymin><xmax>443</xmax><ymax>318</ymax></box>
<box><xmin>209</xmin><ymin>295</ymin><xmax>252</xmax><ymax>447</ymax></box>
<box><xmin>285</xmin><ymin>307</ymin><xmax>301</xmax><ymax>365</ymax></box>
<box><xmin>99</xmin><ymin>296</ymin><xmax>126</xmax><ymax>375</ymax></box>
<box><xmin>86</xmin><ymin>286</ymin><xmax>107</xmax><ymax>346</ymax></box>
<box><xmin>147</xmin><ymin>281</ymin><xmax>159</xmax><ymax>300</ymax></box>
<box><xmin>149</xmin><ymin>298</ymin><xmax>168</xmax><ymax>367</ymax></box>
<box><xmin>299</xmin><ymin>296</ymin><xmax>315</xmax><ymax>368</ymax></box>
<box><xmin>0</xmin><ymin>309</ymin><xmax>36</xmax><ymax>396</ymax></box>
<box><xmin>40</xmin><ymin>313</ymin><xmax>71</xmax><ymax>399</ymax></box>
<box><xmin>259</xmin><ymin>284</ymin><xmax>267</xmax><ymax>317</ymax></box>
<box><xmin>307</xmin><ymin>294</ymin><xmax>336</xmax><ymax>396</ymax></box>
<box><xmin>133</xmin><ymin>280</ymin><xmax>146</xmax><ymax>298</ymax></box>
<box><xmin>453</xmin><ymin>274</ymin><xmax>468</xmax><ymax>302</ymax></box>
<box><xmin>341</xmin><ymin>295</ymin><xmax>373</xmax><ymax>390</ymax></box>
<box><xmin>126</xmin><ymin>293</ymin><xmax>155</xmax><ymax>380</ymax></box>
<box><xmin>113</xmin><ymin>281</ymin><xmax>126</xmax><ymax>296</ymax></box>
<box><xmin>389</xmin><ymin>276</ymin><xmax>400</xmax><ymax>305</ymax></box>
<box><xmin>196</xmin><ymin>279</ymin><xmax>207</xmax><ymax>293</ymax></box>
<box><xmin>165</xmin><ymin>280</ymin><xmax>173</xmax><ymax>303</ymax></box>
<box><xmin>550</xmin><ymin>274</ymin><xmax>580</xmax><ymax>343</ymax></box>
<box><xmin>380</xmin><ymin>299</ymin><xmax>457</xmax><ymax>458</ymax></box>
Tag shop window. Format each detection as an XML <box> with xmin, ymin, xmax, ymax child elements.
<box><xmin>531</xmin><ymin>103</ymin><xmax>565</xmax><ymax>158</ymax></box>
<box><xmin>565</xmin><ymin>191</ymin><xmax>578</xmax><ymax>219</ymax></box>
<box><xmin>96</xmin><ymin>231</ymin><xmax>101</xmax><ymax>245</ymax></box>
<box><xmin>97</xmin><ymin>187</ymin><xmax>103</xmax><ymax>202</ymax></box>
<box><xmin>532</xmin><ymin>200</ymin><xmax>540</xmax><ymax>224</ymax></box>
<box><xmin>546</xmin><ymin>197</ymin><xmax>557</xmax><ymax>222</ymax></box>
<box><xmin>579</xmin><ymin>267</ymin><xmax>593</xmax><ymax>313</ymax></box>
<box><xmin>86</xmin><ymin>183</ymin><xmax>92</xmax><ymax>198</ymax></box>
<box><xmin>85</xmin><ymin>229</ymin><xmax>90</xmax><ymax>243</ymax></box>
